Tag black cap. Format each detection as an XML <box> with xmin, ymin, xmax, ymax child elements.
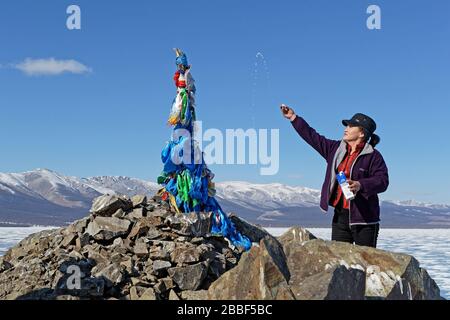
<box><xmin>342</xmin><ymin>113</ymin><xmax>377</xmax><ymax>136</ymax></box>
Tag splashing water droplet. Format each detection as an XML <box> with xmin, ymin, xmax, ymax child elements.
<box><xmin>251</xmin><ymin>52</ymin><xmax>271</xmax><ymax>129</ymax></box>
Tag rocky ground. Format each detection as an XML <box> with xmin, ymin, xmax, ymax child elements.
<box><xmin>0</xmin><ymin>194</ymin><xmax>444</xmax><ymax>300</ymax></box>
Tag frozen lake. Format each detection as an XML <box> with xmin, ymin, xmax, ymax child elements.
<box><xmin>1</xmin><ymin>227</ymin><xmax>449</xmax><ymax>299</ymax></box>
<box><xmin>0</xmin><ymin>226</ymin><xmax>57</xmax><ymax>258</ymax></box>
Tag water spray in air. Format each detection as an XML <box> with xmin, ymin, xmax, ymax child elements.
<box><xmin>251</xmin><ymin>52</ymin><xmax>271</xmax><ymax>129</ymax></box>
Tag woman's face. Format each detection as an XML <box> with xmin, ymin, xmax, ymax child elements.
<box><xmin>343</xmin><ymin>125</ymin><xmax>365</xmax><ymax>142</ymax></box>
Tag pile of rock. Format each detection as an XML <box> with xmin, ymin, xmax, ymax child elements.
<box><xmin>0</xmin><ymin>194</ymin><xmax>243</xmax><ymax>300</ymax></box>
<box><xmin>0</xmin><ymin>194</ymin><xmax>444</xmax><ymax>300</ymax></box>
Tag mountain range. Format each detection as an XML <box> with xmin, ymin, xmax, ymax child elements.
<box><xmin>1</xmin><ymin>168</ymin><xmax>449</xmax><ymax>228</ymax></box>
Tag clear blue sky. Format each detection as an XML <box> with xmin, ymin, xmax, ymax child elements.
<box><xmin>1</xmin><ymin>0</ymin><xmax>449</xmax><ymax>204</ymax></box>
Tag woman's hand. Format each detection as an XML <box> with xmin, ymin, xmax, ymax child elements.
<box><xmin>348</xmin><ymin>180</ymin><xmax>361</xmax><ymax>194</ymax></box>
<box><xmin>280</xmin><ymin>104</ymin><xmax>297</xmax><ymax>121</ymax></box>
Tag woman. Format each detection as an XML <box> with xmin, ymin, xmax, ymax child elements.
<box><xmin>280</xmin><ymin>104</ymin><xmax>389</xmax><ymax>248</ymax></box>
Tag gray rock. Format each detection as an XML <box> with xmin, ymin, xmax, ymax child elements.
<box><xmin>82</xmin><ymin>246</ymin><xmax>109</xmax><ymax>265</ymax></box>
<box><xmin>169</xmin><ymin>289</ymin><xmax>180</xmax><ymax>300</ymax></box>
<box><xmin>68</xmin><ymin>250</ymin><xmax>84</xmax><ymax>260</ymax></box>
<box><xmin>185</xmin><ymin>212</ymin><xmax>212</xmax><ymax>237</ymax></box>
<box><xmin>149</xmin><ymin>246</ymin><xmax>170</xmax><ymax>261</ymax></box>
<box><xmin>283</xmin><ymin>238</ymin><xmax>442</xmax><ymax>300</ymax></box>
<box><xmin>90</xmin><ymin>195</ymin><xmax>133</xmax><ymax>217</ymax></box>
<box><xmin>170</xmin><ymin>246</ymin><xmax>201</xmax><ymax>265</ymax></box>
<box><xmin>278</xmin><ymin>226</ymin><xmax>317</xmax><ymax>256</ymax></box>
<box><xmin>191</xmin><ymin>237</ymin><xmax>204</xmax><ymax>245</ymax></box>
<box><xmin>75</xmin><ymin>233</ymin><xmax>91</xmax><ymax>250</ymax></box>
<box><xmin>120</xmin><ymin>257</ymin><xmax>136</xmax><ymax>275</ymax></box>
<box><xmin>205</xmin><ymin>252</ymin><xmax>227</xmax><ymax>280</ymax></box>
<box><xmin>229</xmin><ymin>214</ymin><xmax>274</xmax><ymax>243</ymax></box>
<box><xmin>152</xmin><ymin>241</ymin><xmax>176</xmax><ymax>254</ymax></box>
<box><xmin>292</xmin><ymin>265</ymin><xmax>366</xmax><ymax>300</ymax></box>
<box><xmin>129</xmin><ymin>208</ymin><xmax>147</xmax><ymax>219</ymax></box>
<box><xmin>128</xmin><ymin>219</ymin><xmax>160</xmax><ymax>240</ymax></box>
<box><xmin>181</xmin><ymin>290</ymin><xmax>209</xmax><ymax>300</ymax></box>
<box><xmin>168</xmin><ymin>262</ymin><xmax>208</xmax><ymax>291</ymax></box>
<box><xmin>261</xmin><ymin>236</ymin><xmax>290</xmax><ymax>282</ymax></box>
<box><xmin>61</xmin><ymin>233</ymin><xmax>77</xmax><ymax>248</ymax></box>
<box><xmin>127</xmin><ymin>218</ymin><xmax>162</xmax><ymax>241</ymax></box>
<box><xmin>154</xmin><ymin>279</ymin><xmax>169</xmax><ymax>294</ymax></box>
<box><xmin>153</xmin><ymin>260</ymin><xmax>172</xmax><ymax>275</ymax></box>
<box><xmin>148</xmin><ymin>208</ymin><xmax>172</xmax><ymax>220</ymax></box>
<box><xmin>112</xmin><ymin>237</ymin><xmax>124</xmax><ymax>247</ymax></box>
<box><xmin>161</xmin><ymin>277</ymin><xmax>174</xmax><ymax>290</ymax></box>
<box><xmin>142</xmin><ymin>273</ymin><xmax>158</xmax><ymax>284</ymax></box>
<box><xmin>0</xmin><ymin>258</ymin><xmax>13</xmax><ymax>272</ymax></box>
<box><xmin>145</xmin><ymin>214</ymin><xmax>166</xmax><ymax>227</ymax></box>
<box><xmin>207</xmin><ymin>239</ymin><xmax>294</xmax><ymax>300</ymax></box>
<box><xmin>147</xmin><ymin>228</ymin><xmax>162</xmax><ymax>240</ymax></box>
<box><xmin>66</xmin><ymin>217</ymin><xmax>90</xmax><ymax>234</ymax></box>
<box><xmin>129</xmin><ymin>286</ymin><xmax>144</xmax><ymax>300</ymax></box>
<box><xmin>112</xmin><ymin>209</ymin><xmax>126</xmax><ymax>219</ymax></box>
<box><xmin>131</xmin><ymin>195</ymin><xmax>147</xmax><ymax>208</ymax></box>
<box><xmin>133</xmin><ymin>240</ymin><xmax>148</xmax><ymax>257</ymax></box>
<box><xmin>165</xmin><ymin>215</ymin><xmax>182</xmax><ymax>229</ymax></box>
<box><xmin>94</xmin><ymin>263</ymin><xmax>125</xmax><ymax>288</ymax></box>
<box><xmin>86</xmin><ymin>217</ymin><xmax>131</xmax><ymax>241</ymax></box>
<box><xmin>139</xmin><ymin>287</ymin><xmax>157</xmax><ymax>300</ymax></box>
<box><xmin>196</xmin><ymin>243</ymin><xmax>215</xmax><ymax>257</ymax></box>
<box><xmin>131</xmin><ymin>278</ymin><xmax>151</xmax><ymax>287</ymax></box>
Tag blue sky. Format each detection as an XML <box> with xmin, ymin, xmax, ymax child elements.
<box><xmin>1</xmin><ymin>0</ymin><xmax>449</xmax><ymax>204</ymax></box>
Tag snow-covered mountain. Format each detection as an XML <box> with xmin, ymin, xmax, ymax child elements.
<box><xmin>0</xmin><ymin>169</ymin><xmax>159</xmax><ymax>225</ymax></box>
<box><xmin>383</xmin><ymin>199</ymin><xmax>450</xmax><ymax>210</ymax></box>
<box><xmin>1</xmin><ymin>169</ymin><xmax>449</xmax><ymax>227</ymax></box>
<box><xmin>80</xmin><ymin>176</ymin><xmax>160</xmax><ymax>198</ymax></box>
<box><xmin>215</xmin><ymin>181</ymin><xmax>320</xmax><ymax>210</ymax></box>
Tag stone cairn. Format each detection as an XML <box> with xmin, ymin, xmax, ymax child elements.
<box><xmin>0</xmin><ymin>194</ymin><xmax>443</xmax><ymax>300</ymax></box>
<box><xmin>0</xmin><ymin>194</ymin><xmax>244</xmax><ymax>300</ymax></box>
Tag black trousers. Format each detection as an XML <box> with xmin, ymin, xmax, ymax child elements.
<box><xmin>331</xmin><ymin>205</ymin><xmax>380</xmax><ymax>248</ymax></box>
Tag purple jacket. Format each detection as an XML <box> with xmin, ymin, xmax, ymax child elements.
<box><xmin>291</xmin><ymin>116</ymin><xmax>389</xmax><ymax>225</ymax></box>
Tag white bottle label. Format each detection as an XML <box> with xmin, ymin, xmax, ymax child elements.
<box><xmin>340</xmin><ymin>182</ymin><xmax>355</xmax><ymax>201</ymax></box>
